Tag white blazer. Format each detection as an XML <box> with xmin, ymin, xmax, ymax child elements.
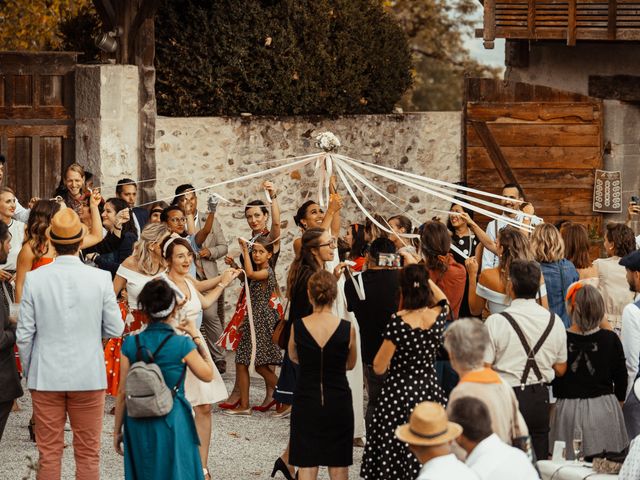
<box><xmin>17</xmin><ymin>255</ymin><xmax>124</xmax><ymax>391</ymax></box>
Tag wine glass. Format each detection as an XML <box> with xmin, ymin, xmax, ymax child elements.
<box><xmin>572</xmin><ymin>435</ymin><xmax>583</xmax><ymax>463</ymax></box>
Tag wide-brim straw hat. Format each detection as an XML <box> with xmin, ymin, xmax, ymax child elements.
<box><xmin>395</xmin><ymin>401</ymin><xmax>463</xmax><ymax>447</ymax></box>
<box><xmin>45</xmin><ymin>207</ymin><xmax>87</xmax><ymax>245</ymax></box>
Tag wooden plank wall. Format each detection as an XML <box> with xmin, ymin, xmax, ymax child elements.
<box><xmin>464</xmin><ymin>78</ymin><xmax>603</xmax><ymax>231</ymax></box>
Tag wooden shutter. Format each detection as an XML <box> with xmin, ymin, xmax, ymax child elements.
<box><xmin>0</xmin><ymin>53</ymin><xmax>77</xmax><ymax>204</ymax></box>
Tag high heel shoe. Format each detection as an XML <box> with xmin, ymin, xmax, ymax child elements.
<box><xmin>271</xmin><ymin>457</ymin><xmax>295</xmax><ymax>480</ymax></box>
<box><xmin>251</xmin><ymin>400</ymin><xmax>278</xmax><ymax>412</ymax></box>
<box><xmin>218</xmin><ymin>400</ymin><xmax>240</xmax><ymax>410</ymax></box>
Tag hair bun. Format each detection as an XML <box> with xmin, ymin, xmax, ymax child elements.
<box><xmin>307</xmin><ymin>270</ymin><xmax>338</xmax><ymax>307</ymax></box>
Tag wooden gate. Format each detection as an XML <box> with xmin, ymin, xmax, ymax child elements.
<box><xmin>464</xmin><ymin>78</ymin><xmax>603</xmax><ymax>230</ymax></box>
<box><xmin>0</xmin><ymin>52</ymin><xmax>77</xmax><ymax>204</ymax></box>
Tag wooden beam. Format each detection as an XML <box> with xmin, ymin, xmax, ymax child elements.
<box><xmin>469</xmin><ymin>120</ymin><xmax>522</xmax><ymax>188</ymax></box>
<box><xmin>589</xmin><ymin>75</ymin><xmax>640</xmax><ymax>102</ymax></box>
<box><xmin>483</xmin><ymin>0</ymin><xmax>496</xmax><ymax>49</ymax></box>
<box><xmin>527</xmin><ymin>0</ymin><xmax>536</xmax><ymax>39</ymax></box>
<box><xmin>608</xmin><ymin>0</ymin><xmax>617</xmax><ymax>40</ymax></box>
<box><xmin>567</xmin><ymin>0</ymin><xmax>577</xmax><ymax>46</ymax></box>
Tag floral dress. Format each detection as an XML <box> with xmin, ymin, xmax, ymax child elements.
<box><xmin>235</xmin><ymin>267</ymin><xmax>283</xmax><ymax>367</ymax></box>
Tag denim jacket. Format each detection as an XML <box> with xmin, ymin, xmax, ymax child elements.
<box><xmin>540</xmin><ymin>259</ymin><xmax>579</xmax><ymax>328</ymax></box>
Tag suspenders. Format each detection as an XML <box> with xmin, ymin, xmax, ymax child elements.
<box><xmin>501</xmin><ymin>311</ymin><xmax>555</xmax><ymax>390</ymax></box>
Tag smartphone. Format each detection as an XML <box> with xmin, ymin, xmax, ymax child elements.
<box><xmin>631</xmin><ymin>195</ymin><xmax>640</xmax><ymax>205</ymax></box>
<box><xmin>378</xmin><ymin>253</ymin><xmax>402</xmax><ymax>268</ymax></box>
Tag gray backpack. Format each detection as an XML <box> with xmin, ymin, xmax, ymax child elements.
<box><xmin>125</xmin><ymin>334</ymin><xmax>186</xmax><ymax>418</ymax></box>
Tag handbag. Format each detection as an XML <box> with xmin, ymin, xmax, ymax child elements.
<box><xmin>271</xmin><ymin>298</ymin><xmax>290</xmax><ymax>350</ymax></box>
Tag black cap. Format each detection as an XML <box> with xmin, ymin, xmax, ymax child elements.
<box><xmin>619</xmin><ymin>250</ymin><xmax>640</xmax><ymax>272</ymax></box>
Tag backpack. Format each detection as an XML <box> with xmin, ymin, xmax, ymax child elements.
<box><xmin>125</xmin><ymin>334</ymin><xmax>186</xmax><ymax>418</ymax></box>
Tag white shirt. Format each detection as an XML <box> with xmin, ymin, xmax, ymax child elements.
<box><xmin>621</xmin><ymin>301</ymin><xmax>640</xmax><ymax>398</ymax></box>
<box><xmin>484</xmin><ymin>298</ymin><xmax>567</xmax><ymax>387</ymax></box>
<box><xmin>481</xmin><ymin>214</ymin><xmax>543</xmax><ymax>271</ymax></box>
<box><xmin>5</xmin><ymin>219</ymin><xmax>24</xmax><ymax>271</ymax></box>
<box><xmin>418</xmin><ymin>453</ymin><xmax>478</xmax><ymax>480</ymax></box>
<box><xmin>13</xmin><ymin>198</ymin><xmax>29</xmax><ymax>224</ymax></box>
<box><xmin>466</xmin><ymin>434</ymin><xmax>539</xmax><ymax>480</ymax></box>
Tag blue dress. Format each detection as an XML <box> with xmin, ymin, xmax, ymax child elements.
<box><xmin>121</xmin><ymin>322</ymin><xmax>203</xmax><ymax>480</ymax></box>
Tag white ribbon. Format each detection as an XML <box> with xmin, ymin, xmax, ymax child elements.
<box><xmin>336</xmin><ymin>155</ymin><xmax>534</xmax><ymax>232</ymax></box>
<box><xmin>138</xmin><ymin>154</ymin><xmax>320</xmax><ymax>207</ymax></box>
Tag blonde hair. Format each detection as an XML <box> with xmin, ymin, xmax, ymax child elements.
<box><xmin>531</xmin><ymin>223</ymin><xmax>565</xmax><ymax>263</ymax></box>
<box><xmin>64</xmin><ymin>163</ymin><xmax>85</xmax><ymax>180</ymax></box>
<box><xmin>132</xmin><ymin>222</ymin><xmax>169</xmax><ymax>275</ymax></box>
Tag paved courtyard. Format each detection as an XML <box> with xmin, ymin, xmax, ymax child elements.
<box><xmin>0</xmin><ymin>354</ymin><xmax>364</xmax><ymax>479</ymax></box>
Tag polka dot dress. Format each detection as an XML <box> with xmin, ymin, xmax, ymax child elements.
<box><xmin>360</xmin><ymin>300</ymin><xmax>447</xmax><ymax>480</ymax></box>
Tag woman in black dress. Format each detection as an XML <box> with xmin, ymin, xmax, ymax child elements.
<box><xmin>272</xmin><ymin>227</ymin><xmax>341</xmax><ymax>479</ymax></box>
<box><xmin>361</xmin><ymin>264</ymin><xmax>449</xmax><ymax>480</ymax></box>
<box><xmin>288</xmin><ymin>270</ymin><xmax>356</xmax><ymax>480</ymax></box>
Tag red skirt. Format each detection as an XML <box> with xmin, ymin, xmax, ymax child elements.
<box><xmin>104</xmin><ymin>305</ymin><xmax>148</xmax><ymax>397</ymax></box>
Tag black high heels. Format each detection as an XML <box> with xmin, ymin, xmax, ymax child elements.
<box><xmin>270</xmin><ymin>457</ymin><xmax>297</xmax><ymax>480</ymax></box>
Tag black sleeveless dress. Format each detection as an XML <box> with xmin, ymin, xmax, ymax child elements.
<box><xmin>289</xmin><ymin>317</ymin><xmax>354</xmax><ymax>467</ymax></box>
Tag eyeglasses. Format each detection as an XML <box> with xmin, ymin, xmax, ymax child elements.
<box><xmin>318</xmin><ymin>238</ymin><xmax>337</xmax><ymax>248</ymax></box>
<box><xmin>168</xmin><ymin>217</ymin><xmax>187</xmax><ymax>224</ymax></box>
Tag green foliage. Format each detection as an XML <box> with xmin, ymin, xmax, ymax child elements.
<box><xmin>385</xmin><ymin>0</ymin><xmax>501</xmax><ymax>111</ymax></box>
<box><xmin>155</xmin><ymin>0</ymin><xmax>413</xmax><ymax>116</ymax></box>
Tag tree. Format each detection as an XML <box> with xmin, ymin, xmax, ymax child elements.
<box><xmin>155</xmin><ymin>0</ymin><xmax>412</xmax><ymax>116</ymax></box>
<box><xmin>384</xmin><ymin>0</ymin><xmax>501</xmax><ymax>111</ymax></box>
<box><xmin>0</xmin><ymin>0</ymin><xmax>93</xmax><ymax>50</ymax></box>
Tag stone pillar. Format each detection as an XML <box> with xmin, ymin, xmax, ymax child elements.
<box><xmin>75</xmin><ymin>64</ymin><xmax>141</xmax><ymax>199</ymax></box>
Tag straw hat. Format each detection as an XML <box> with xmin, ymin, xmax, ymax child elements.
<box><xmin>46</xmin><ymin>207</ymin><xmax>86</xmax><ymax>245</ymax></box>
<box><xmin>395</xmin><ymin>401</ymin><xmax>463</xmax><ymax>447</ymax></box>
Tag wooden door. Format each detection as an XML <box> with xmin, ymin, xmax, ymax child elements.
<box><xmin>0</xmin><ymin>53</ymin><xmax>77</xmax><ymax>205</ymax></box>
<box><xmin>464</xmin><ymin>78</ymin><xmax>603</xmax><ymax>232</ymax></box>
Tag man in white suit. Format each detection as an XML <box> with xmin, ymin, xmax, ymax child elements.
<box><xmin>17</xmin><ymin>207</ymin><xmax>123</xmax><ymax>480</ymax></box>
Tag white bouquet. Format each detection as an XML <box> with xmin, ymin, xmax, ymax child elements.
<box><xmin>315</xmin><ymin>131</ymin><xmax>341</xmax><ymax>152</ymax></box>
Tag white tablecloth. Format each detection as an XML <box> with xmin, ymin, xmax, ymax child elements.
<box><xmin>538</xmin><ymin>460</ymin><xmax>618</xmax><ymax>480</ymax></box>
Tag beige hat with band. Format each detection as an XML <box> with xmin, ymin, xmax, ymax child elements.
<box><xmin>46</xmin><ymin>207</ymin><xmax>87</xmax><ymax>245</ymax></box>
<box><xmin>395</xmin><ymin>401</ymin><xmax>463</xmax><ymax>447</ymax></box>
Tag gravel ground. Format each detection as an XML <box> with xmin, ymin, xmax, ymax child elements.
<box><xmin>0</xmin><ymin>353</ymin><xmax>364</xmax><ymax>480</ymax></box>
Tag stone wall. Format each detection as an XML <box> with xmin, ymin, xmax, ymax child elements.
<box><xmin>154</xmin><ymin>113</ymin><xmax>462</xmax><ymax>313</ymax></box>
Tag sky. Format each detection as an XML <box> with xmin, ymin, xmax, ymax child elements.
<box><xmin>465</xmin><ymin>3</ymin><xmax>506</xmax><ymax>68</ymax></box>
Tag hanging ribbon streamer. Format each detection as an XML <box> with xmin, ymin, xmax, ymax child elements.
<box><xmin>138</xmin><ymin>154</ymin><xmax>321</xmax><ymax>208</ymax></box>
<box><xmin>335</xmin><ymin>155</ymin><xmax>534</xmax><ymax>232</ymax></box>
<box><xmin>337</xmin><ymin>154</ymin><xmax>535</xmax><ymax>229</ymax></box>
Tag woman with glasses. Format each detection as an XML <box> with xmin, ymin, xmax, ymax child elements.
<box><xmin>273</xmin><ymin>227</ymin><xmax>344</xmax><ymax>480</ymax></box>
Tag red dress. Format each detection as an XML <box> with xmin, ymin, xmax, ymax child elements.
<box><xmin>104</xmin><ymin>308</ymin><xmax>149</xmax><ymax>396</ymax></box>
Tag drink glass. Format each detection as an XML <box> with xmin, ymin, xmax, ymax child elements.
<box><xmin>572</xmin><ymin>436</ymin><xmax>583</xmax><ymax>463</ymax></box>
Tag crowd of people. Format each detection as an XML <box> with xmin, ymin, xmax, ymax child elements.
<box><xmin>2</xmin><ymin>154</ymin><xmax>640</xmax><ymax>480</ymax></box>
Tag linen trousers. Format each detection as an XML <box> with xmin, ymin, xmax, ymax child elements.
<box><xmin>31</xmin><ymin>389</ymin><xmax>105</xmax><ymax>480</ymax></box>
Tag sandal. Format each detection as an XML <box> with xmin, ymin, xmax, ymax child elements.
<box><xmin>203</xmin><ymin>467</ymin><xmax>211</xmax><ymax>480</ymax></box>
